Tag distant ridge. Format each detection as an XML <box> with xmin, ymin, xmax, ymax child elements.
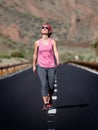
<box><xmin>0</xmin><ymin>0</ymin><xmax>98</xmax><ymax>44</ymax></box>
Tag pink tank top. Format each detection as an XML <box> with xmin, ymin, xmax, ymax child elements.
<box><xmin>38</xmin><ymin>38</ymin><xmax>55</xmax><ymax>68</ymax></box>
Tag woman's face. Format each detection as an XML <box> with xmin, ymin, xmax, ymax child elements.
<box><xmin>41</xmin><ymin>25</ymin><xmax>49</xmax><ymax>35</ymax></box>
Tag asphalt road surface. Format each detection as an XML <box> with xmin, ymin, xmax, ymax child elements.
<box><xmin>0</xmin><ymin>63</ymin><xmax>98</xmax><ymax>130</ymax></box>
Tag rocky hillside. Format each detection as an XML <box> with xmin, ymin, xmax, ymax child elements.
<box><xmin>0</xmin><ymin>0</ymin><xmax>98</xmax><ymax>59</ymax></box>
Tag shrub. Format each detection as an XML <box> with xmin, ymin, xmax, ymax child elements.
<box><xmin>91</xmin><ymin>38</ymin><xmax>98</xmax><ymax>56</ymax></box>
<box><xmin>0</xmin><ymin>54</ymin><xmax>11</xmax><ymax>58</ymax></box>
<box><xmin>10</xmin><ymin>50</ymin><xmax>24</xmax><ymax>58</ymax></box>
<box><xmin>60</xmin><ymin>52</ymin><xmax>75</xmax><ymax>63</ymax></box>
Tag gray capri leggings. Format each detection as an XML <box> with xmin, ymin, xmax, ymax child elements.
<box><xmin>37</xmin><ymin>65</ymin><xmax>56</xmax><ymax>96</ymax></box>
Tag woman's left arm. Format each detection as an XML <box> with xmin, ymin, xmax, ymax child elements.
<box><xmin>52</xmin><ymin>40</ymin><xmax>60</xmax><ymax>66</ymax></box>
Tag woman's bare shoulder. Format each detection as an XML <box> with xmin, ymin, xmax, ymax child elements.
<box><xmin>34</xmin><ymin>39</ymin><xmax>40</xmax><ymax>46</ymax></box>
<box><xmin>50</xmin><ymin>39</ymin><xmax>56</xmax><ymax>45</ymax></box>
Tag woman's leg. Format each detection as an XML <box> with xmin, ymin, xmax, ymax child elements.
<box><xmin>47</xmin><ymin>67</ymin><xmax>56</xmax><ymax>105</ymax></box>
<box><xmin>37</xmin><ymin>66</ymin><xmax>48</xmax><ymax>105</ymax></box>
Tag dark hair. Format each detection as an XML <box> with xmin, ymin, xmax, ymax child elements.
<box><xmin>48</xmin><ymin>32</ymin><xmax>52</xmax><ymax>37</ymax></box>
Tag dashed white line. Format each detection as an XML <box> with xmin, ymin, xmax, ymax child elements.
<box><xmin>54</xmin><ymin>89</ymin><xmax>57</xmax><ymax>92</ymax></box>
<box><xmin>48</xmin><ymin>109</ymin><xmax>57</xmax><ymax>114</ymax></box>
<box><xmin>52</xmin><ymin>96</ymin><xmax>57</xmax><ymax>100</ymax></box>
<box><xmin>54</xmin><ymin>84</ymin><xmax>57</xmax><ymax>87</ymax></box>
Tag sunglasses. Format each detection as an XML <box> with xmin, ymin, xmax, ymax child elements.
<box><xmin>41</xmin><ymin>26</ymin><xmax>49</xmax><ymax>30</ymax></box>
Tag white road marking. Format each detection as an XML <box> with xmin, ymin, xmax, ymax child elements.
<box><xmin>54</xmin><ymin>84</ymin><xmax>57</xmax><ymax>87</ymax></box>
<box><xmin>52</xmin><ymin>96</ymin><xmax>57</xmax><ymax>100</ymax></box>
<box><xmin>54</xmin><ymin>89</ymin><xmax>57</xmax><ymax>92</ymax></box>
<box><xmin>70</xmin><ymin>63</ymin><xmax>98</xmax><ymax>75</ymax></box>
<box><xmin>54</xmin><ymin>80</ymin><xmax>57</xmax><ymax>83</ymax></box>
<box><xmin>48</xmin><ymin>109</ymin><xmax>57</xmax><ymax>114</ymax></box>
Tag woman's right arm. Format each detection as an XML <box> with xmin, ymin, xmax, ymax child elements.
<box><xmin>32</xmin><ymin>41</ymin><xmax>38</xmax><ymax>73</ymax></box>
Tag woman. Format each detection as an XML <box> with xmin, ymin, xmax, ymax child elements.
<box><xmin>33</xmin><ymin>23</ymin><xmax>60</xmax><ymax>111</ymax></box>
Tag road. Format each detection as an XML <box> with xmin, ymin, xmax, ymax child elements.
<box><xmin>0</xmin><ymin>63</ymin><xmax>98</xmax><ymax>130</ymax></box>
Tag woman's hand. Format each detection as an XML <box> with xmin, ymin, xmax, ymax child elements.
<box><xmin>57</xmin><ymin>61</ymin><xmax>60</xmax><ymax>66</ymax></box>
<box><xmin>33</xmin><ymin>66</ymin><xmax>37</xmax><ymax>73</ymax></box>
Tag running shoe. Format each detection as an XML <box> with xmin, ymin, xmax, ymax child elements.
<box><xmin>47</xmin><ymin>103</ymin><xmax>53</xmax><ymax>110</ymax></box>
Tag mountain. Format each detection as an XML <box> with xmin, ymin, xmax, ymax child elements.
<box><xmin>0</xmin><ymin>0</ymin><xmax>98</xmax><ymax>43</ymax></box>
<box><xmin>0</xmin><ymin>0</ymin><xmax>98</xmax><ymax>60</ymax></box>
